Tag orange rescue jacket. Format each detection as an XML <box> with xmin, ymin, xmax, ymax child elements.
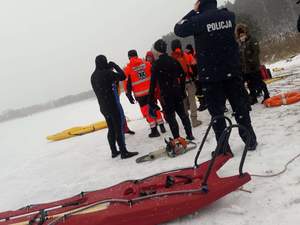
<box><xmin>124</xmin><ymin>57</ymin><xmax>152</xmax><ymax>98</ymax></box>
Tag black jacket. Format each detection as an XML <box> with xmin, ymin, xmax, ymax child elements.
<box><xmin>238</xmin><ymin>36</ymin><xmax>261</xmax><ymax>74</ymax></box>
<box><xmin>91</xmin><ymin>57</ymin><xmax>126</xmax><ymax>114</ymax></box>
<box><xmin>149</xmin><ymin>54</ymin><xmax>186</xmax><ymax>104</ymax></box>
<box><xmin>174</xmin><ymin>2</ymin><xmax>241</xmax><ymax>83</ymax></box>
<box><xmin>298</xmin><ymin>15</ymin><xmax>300</xmax><ymax>32</ymax></box>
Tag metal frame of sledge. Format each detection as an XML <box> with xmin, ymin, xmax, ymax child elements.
<box><xmin>194</xmin><ymin>116</ymin><xmax>251</xmax><ymax>190</ymax></box>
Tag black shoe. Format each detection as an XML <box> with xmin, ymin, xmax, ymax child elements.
<box><xmin>148</xmin><ymin>127</ymin><xmax>160</xmax><ymax>138</ymax></box>
<box><xmin>250</xmin><ymin>98</ymin><xmax>258</xmax><ymax>105</ymax></box>
<box><xmin>186</xmin><ymin>135</ymin><xmax>195</xmax><ymax>141</ymax></box>
<box><xmin>159</xmin><ymin>124</ymin><xmax>166</xmax><ymax>133</ymax></box>
<box><xmin>261</xmin><ymin>96</ymin><xmax>270</xmax><ymax>104</ymax></box>
<box><xmin>197</xmin><ymin>105</ymin><xmax>208</xmax><ymax>112</ymax></box>
<box><xmin>121</xmin><ymin>151</ymin><xmax>139</xmax><ymax>159</ymax></box>
<box><xmin>211</xmin><ymin>149</ymin><xmax>234</xmax><ymax>158</ymax></box>
<box><xmin>248</xmin><ymin>141</ymin><xmax>258</xmax><ymax>151</ymax></box>
<box><xmin>111</xmin><ymin>151</ymin><xmax>120</xmax><ymax>158</ymax></box>
<box><xmin>125</xmin><ymin>129</ymin><xmax>135</xmax><ymax>135</ymax></box>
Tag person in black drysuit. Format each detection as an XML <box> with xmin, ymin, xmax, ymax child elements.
<box><xmin>148</xmin><ymin>39</ymin><xmax>195</xmax><ymax>142</ymax></box>
<box><xmin>91</xmin><ymin>55</ymin><xmax>138</xmax><ymax>159</ymax></box>
<box><xmin>174</xmin><ymin>0</ymin><xmax>258</xmax><ymax>152</ymax></box>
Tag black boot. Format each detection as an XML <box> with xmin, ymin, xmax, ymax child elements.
<box><xmin>121</xmin><ymin>151</ymin><xmax>139</xmax><ymax>159</ymax></box>
<box><xmin>125</xmin><ymin>129</ymin><xmax>135</xmax><ymax>135</ymax></box>
<box><xmin>159</xmin><ymin>124</ymin><xmax>166</xmax><ymax>133</ymax></box>
<box><xmin>248</xmin><ymin>141</ymin><xmax>258</xmax><ymax>151</ymax></box>
<box><xmin>111</xmin><ymin>150</ymin><xmax>120</xmax><ymax>159</ymax></box>
<box><xmin>148</xmin><ymin>127</ymin><xmax>160</xmax><ymax>138</ymax></box>
<box><xmin>186</xmin><ymin>133</ymin><xmax>195</xmax><ymax>141</ymax></box>
<box><xmin>261</xmin><ymin>95</ymin><xmax>270</xmax><ymax>104</ymax></box>
<box><xmin>250</xmin><ymin>97</ymin><xmax>258</xmax><ymax>105</ymax></box>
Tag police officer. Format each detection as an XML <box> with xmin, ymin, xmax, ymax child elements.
<box><xmin>174</xmin><ymin>0</ymin><xmax>258</xmax><ymax>152</ymax></box>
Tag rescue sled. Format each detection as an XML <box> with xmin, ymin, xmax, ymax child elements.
<box><xmin>1</xmin><ymin>116</ymin><xmax>252</xmax><ymax>225</ymax></box>
<box><xmin>47</xmin><ymin>121</ymin><xmax>107</xmax><ymax>141</ymax></box>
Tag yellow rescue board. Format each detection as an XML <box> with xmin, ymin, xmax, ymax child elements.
<box><xmin>47</xmin><ymin>121</ymin><xmax>107</xmax><ymax>141</ymax></box>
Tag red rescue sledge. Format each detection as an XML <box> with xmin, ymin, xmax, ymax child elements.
<box><xmin>0</xmin><ymin>117</ymin><xmax>252</xmax><ymax>225</ymax></box>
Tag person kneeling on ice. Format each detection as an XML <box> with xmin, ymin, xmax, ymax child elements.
<box><xmin>148</xmin><ymin>39</ymin><xmax>195</xmax><ymax>148</ymax></box>
<box><xmin>91</xmin><ymin>55</ymin><xmax>138</xmax><ymax>159</ymax></box>
<box><xmin>124</xmin><ymin>50</ymin><xmax>166</xmax><ymax>138</ymax></box>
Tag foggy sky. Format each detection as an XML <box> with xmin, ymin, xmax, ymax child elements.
<box><xmin>0</xmin><ymin>0</ymin><xmax>225</xmax><ymax>111</ymax></box>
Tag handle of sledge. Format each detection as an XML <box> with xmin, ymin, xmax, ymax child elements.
<box><xmin>194</xmin><ymin>115</ymin><xmax>233</xmax><ymax>167</ymax></box>
<box><xmin>201</xmin><ymin>124</ymin><xmax>252</xmax><ymax>190</ymax></box>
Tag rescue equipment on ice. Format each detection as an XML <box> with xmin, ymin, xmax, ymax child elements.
<box><xmin>1</xmin><ymin>116</ymin><xmax>252</xmax><ymax>225</ymax></box>
<box><xmin>135</xmin><ymin>138</ymin><xmax>197</xmax><ymax>164</ymax></box>
<box><xmin>47</xmin><ymin>121</ymin><xmax>107</xmax><ymax>141</ymax></box>
<box><xmin>264</xmin><ymin>91</ymin><xmax>300</xmax><ymax>107</ymax></box>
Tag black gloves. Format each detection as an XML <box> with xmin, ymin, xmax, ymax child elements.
<box><xmin>108</xmin><ymin>61</ymin><xmax>117</xmax><ymax>69</ymax></box>
<box><xmin>126</xmin><ymin>93</ymin><xmax>136</xmax><ymax>104</ymax></box>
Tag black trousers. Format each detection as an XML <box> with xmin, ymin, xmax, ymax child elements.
<box><xmin>102</xmin><ymin>109</ymin><xmax>126</xmax><ymax>155</ymax></box>
<box><xmin>202</xmin><ymin>77</ymin><xmax>257</xmax><ymax>150</ymax></box>
<box><xmin>244</xmin><ymin>71</ymin><xmax>270</xmax><ymax>101</ymax></box>
<box><xmin>195</xmin><ymin>80</ymin><xmax>206</xmax><ymax>106</ymax></box>
<box><xmin>162</xmin><ymin>96</ymin><xmax>192</xmax><ymax>139</ymax></box>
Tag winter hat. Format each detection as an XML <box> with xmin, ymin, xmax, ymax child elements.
<box><xmin>235</xmin><ymin>23</ymin><xmax>249</xmax><ymax>39</ymax></box>
<box><xmin>198</xmin><ymin>0</ymin><xmax>217</xmax><ymax>12</ymax></box>
<box><xmin>200</xmin><ymin>0</ymin><xmax>217</xmax><ymax>7</ymax></box>
<box><xmin>153</xmin><ymin>39</ymin><xmax>167</xmax><ymax>53</ymax></box>
<box><xmin>145</xmin><ymin>51</ymin><xmax>155</xmax><ymax>62</ymax></box>
<box><xmin>95</xmin><ymin>55</ymin><xmax>108</xmax><ymax>70</ymax></box>
<box><xmin>128</xmin><ymin>50</ymin><xmax>138</xmax><ymax>58</ymax></box>
<box><xmin>171</xmin><ymin>39</ymin><xmax>182</xmax><ymax>52</ymax></box>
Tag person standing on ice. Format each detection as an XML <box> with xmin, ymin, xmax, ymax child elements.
<box><xmin>174</xmin><ymin>0</ymin><xmax>258</xmax><ymax>152</ymax></box>
<box><xmin>91</xmin><ymin>55</ymin><xmax>138</xmax><ymax>159</ymax></box>
<box><xmin>170</xmin><ymin>40</ymin><xmax>202</xmax><ymax>128</ymax></box>
<box><xmin>235</xmin><ymin>23</ymin><xmax>270</xmax><ymax>105</ymax></box>
<box><xmin>124</xmin><ymin>50</ymin><xmax>166</xmax><ymax>138</ymax></box>
<box><xmin>115</xmin><ymin>81</ymin><xmax>135</xmax><ymax>135</ymax></box>
<box><xmin>148</xmin><ymin>39</ymin><xmax>195</xmax><ymax>147</ymax></box>
<box><xmin>184</xmin><ymin>44</ymin><xmax>208</xmax><ymax>112</ymax></box>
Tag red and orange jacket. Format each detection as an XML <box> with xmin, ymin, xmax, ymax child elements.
<box><xmin>124</xmin><ymin>57</ymin><xmax>152</xmax><ymax>98</ymax></box>
<box><xmin>171</xmin><ymin>48</ymin><xmax>196</xmax><ymax>81</ymax></box>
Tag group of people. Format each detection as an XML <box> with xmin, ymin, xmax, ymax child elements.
<box><xmin>91</xmin><ymin>0</ymin><xmax>273</xmax><ymax>159</ymax></box>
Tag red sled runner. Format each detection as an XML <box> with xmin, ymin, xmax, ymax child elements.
<box><xmin>0</xmin><ymin>116</ymin><xmax>252</xmax><ymax>225</ymax></box>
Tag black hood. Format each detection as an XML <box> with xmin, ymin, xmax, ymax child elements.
<box><xmin>95</xmin><ymin>55</ymin><xmax>108</xmax><ymax>70</ymax></box>
<box><xmin>199</xmin><ymin>0</ymin><xmax>217</xmax><ymax>13</ymax></box>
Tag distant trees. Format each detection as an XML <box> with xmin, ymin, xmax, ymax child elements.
<box><xmin>0</xmin><ymin>91</ymin><xmax>95</xmax><ymax>123</ymax></box>
<box><xmin>160</xmin><ymin>0</ymin><xmax>299</xmax><ymax>62</ymax></box>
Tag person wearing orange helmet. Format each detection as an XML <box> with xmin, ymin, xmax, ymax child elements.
<box><xmin>124</xmin><ymin>50</ymin><xmax>166</xmax><ymax>138</ymax></box>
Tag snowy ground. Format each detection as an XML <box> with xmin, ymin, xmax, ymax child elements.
<box><xmin>0</xmin><ymin>56</ymin><xmax>300</xmax><ymax>225</ymax></box>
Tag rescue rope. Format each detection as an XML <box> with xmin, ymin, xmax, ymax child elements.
<box><xmin>250</xmin><ymin>153</ymin><xmax>300</xmax><ymax>178</ymax></box>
